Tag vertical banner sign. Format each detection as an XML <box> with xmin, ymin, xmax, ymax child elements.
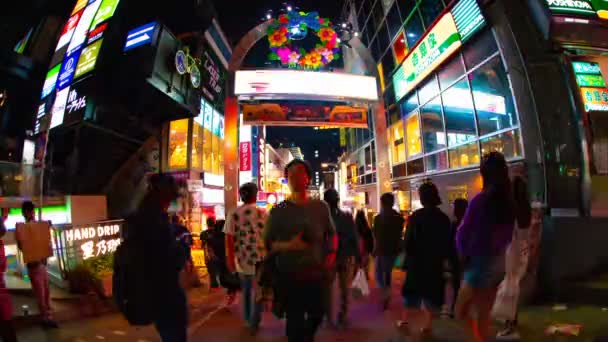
<box><xmin>339</xmin><ymin>128</ymin><xmax>347</xmax><ymax>147</ymax></box>
<box><xmin>239</xmin><ymin>142</ymin><xmax>251</xmax><ymax>171</ymax></box>
<box><xmin>258</xmin><ymin>137</ymin><xmax>266</xmax><ymax>192</ymax></box>
<box><xmin>452</xmin><ymin>0</ymin><xmax>486</xmax><ymax>42</ymax></box>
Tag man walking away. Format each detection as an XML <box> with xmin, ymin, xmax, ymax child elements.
<box><xmin>323</xmin><ymin>189</ymin><xmax>361</xmax><ymax>328</ymax></box>
<box><xmin>373</xmin><ymin>193</ymin><xmax>405</xmax><ymax>311</ymax></box>
<box><xmin>225</xmin><ymin>182</ymin><xmax>266</xmax><ymax>334</ymax></box>
<box><xmin>19</xmin><ymin>201</ymin><xmax>57</xmax><ymax>328</ymax></box>
<box><xmin>115</xmin><ymin>174</ymin><xmax>188</xmax><ymax>341</ymax></box>
<box><xmin>264</xmin><ymin>159</ymin><xmax>337</xmax><ymax>342</ymax></box>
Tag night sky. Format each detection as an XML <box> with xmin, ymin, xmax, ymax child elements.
<box><xmin>211</xmin><ymin>0</ymin><xmax>346</xmax><ymax>45</ymax></box>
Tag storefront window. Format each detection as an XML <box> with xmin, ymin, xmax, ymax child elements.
<box><xmin>168</xmin><ymin>119</ymin><xmax>189</xmax><ymax>169</ymax></box>
<box><xmin>407</xmin><ymin>158</ymin><xmax>424</xmax><ymax>175</ymax></box>
<box><xmin>425</xmin><ymin>151</ymin><xmax>448</xmax><ymax>172</ymax></box>
<box><xmin>382</xmin><ymin>49</ymin><xmax>396</xmax><ymax>80</ymax></box>
<box><xmin>398</xmin><ymin>0</ymin><xmax>417</xmax><ymax>23</ymax></box>
<box><xmin>191</xmin><ymin>121</ymin><xmax>204</xmax><ymax>169</ymax></box>
<box><xmin>419</xmin><ymin>0</ymin><xmax>444</xmax><ymax>28</ymax></box>
<box><xmin>443</xmin><ymin>79</ymin><xmax>477</xmax><ymax>147</ymax></box>
<box><xmin>418</xmin><ymin>76</ymin><xmax>440</xmax><ymax>106</ymax></box>
<box><xmin>480</xmin><ymin>129</ymin><xmax>522</xmax><ymax>160</ymax></box>
<box><xmin>406</xmin><ymin>113</ymin><xmax>422</xmax><ymax>158</ymax></box>
<box><xmin>212</xmin><ymin>134</ymin><xmax>221</xmax><ymax>174</ymax></box>
<box><xmin>420</xmin><ymin>97</ymin><xmax>446</xmax><ymax>153</ymax></box>
<box><xmin>462</xmin><ymin>30</ymin><xmax>498</xmax><ymax>71</ymax></box>
<box><xmin>405</xmin><ymin>9</ymin><xmax>424</xmax><ymax>48</ymax></box>
<box><xmin>392</xmin><ymin>31</ymin><xmax>408</xmax><ymax>65</ymax></box>
<box><xmin>387</xmin><ymin>3</ymin><xmax>403</xmax><ymax>38</ymax></box>
<box><xmin>202</xmin><ymin>128</ymin><xmax>213</xmax><ymax>172</ymax></box>
<box><xmin>448</xmin><ymin>141</ymin><xmax>480</xmax><ymax>169</ymax></box>
<box><xmin>400</xmin><ymin>91</ymin><xmax>419</xmax><ymax>117</ymax></box>
<box><xmin>470</xmin><ymin>56</ymin><xmax>518</xmax><ymax>136</ymax></box>
<box><xmin>439</xmin><ymin>54</ymin><xmax>466</xmax><ymax>90</ymax></box>
<box><xmin>388</xmin><ymin>121</ymin><xmax>406</xmax><ymax>165</ymax></box>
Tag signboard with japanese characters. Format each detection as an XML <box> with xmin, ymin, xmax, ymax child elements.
<box><xmin>393</xmin><ymin>13</ymin><xmax>462</xmax><ymax>102</ymax></box>
<box><xmin>62</xmin><ymin>221</ymin><xmax>122</xmax><ymax>261</ymax></box>
<box><xmin>546</xmin><ymin>0</ymin><xmax>608</xmax><ymax>19</ymax></box>
<box><xmin>573</xmin><ymin>61</ymin><xmax>608</xmax><ymax>111</ymax></box>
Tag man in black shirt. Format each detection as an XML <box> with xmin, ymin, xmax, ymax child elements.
<box><xmin>373</xmin><ymin>193</ymin><xmax>405</xmax><ymax>310</ymax></box>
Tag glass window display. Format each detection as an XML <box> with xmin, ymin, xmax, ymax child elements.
<box><xmin>169</xmin><ymin>119</ymin><xmax>189</xmax><ymax>169</ymax></box>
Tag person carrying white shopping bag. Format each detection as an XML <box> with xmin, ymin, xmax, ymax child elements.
<box><xmin>493</xmin><ymin>177</ymin><xmax>532</xmax><ymax>340</ymax></box>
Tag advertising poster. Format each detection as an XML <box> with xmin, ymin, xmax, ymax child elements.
<box><xmin>91</xmin><ymin>0</ymin><xmax>121</xmax><ymax>29</ymax></box>
<box><xmin>203</xmin><ymin>103</ymin><xmax>213</xmax><ymax>131</ymax></box>
<box><xmin>56</xmin><ymin>11</ymin><xmax>82</xmax><ymax>52</ymax></box>
<box><xmin>74</xmin><ymin>39</ymin><xmax>103</xmax><ymax>79</ymax></box>
<box><xmin>67</xmin><ymin>0</ymin><xmax>102</xmax><ymax>55</ymax></box>
<box><xmin>41</xmin><ymin>64</ymin><xmax>61</xmax><ymax>99</ymax></box>
<box><xmin>50</xmin><ymin>87</ymin><xmax>71</xmax><ymax>129</ymax></box>
<box><xmin>57</xmin><ymin>47</ymin><xmax>83</xmax><ymax>90</ymax></box>
<box><xmin>242</xmin><ymin>103</ymin><xmax>368</xmax><ymax>128</ymax></box>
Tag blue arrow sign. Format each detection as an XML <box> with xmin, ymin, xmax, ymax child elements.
<box><xmin>124</xmin><ymin>22</ymin><xmax>157</xmax><ymax>52</ymax></box>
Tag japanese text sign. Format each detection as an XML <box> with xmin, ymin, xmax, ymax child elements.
<box><xmin>240</xmin><ymin>142</ymin><xmax>252</xmax><ymax>171</ymax></box>
<box><xmin>393</xmin><ymin>13</ymin><xmax>462</xmax><ymax>102</ymax></box>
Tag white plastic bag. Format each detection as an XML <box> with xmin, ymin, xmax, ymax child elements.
<box><xmin>351</xmin><ymin>269</ymin><xmax>370</xmax><ymax>297</ymax></box>
<box><xmin>492</xmin><ymin>276</ymin><xmax>519</xmax><ymax>320</ymax></box>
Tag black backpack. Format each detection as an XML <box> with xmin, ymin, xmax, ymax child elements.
<box><xmin>113</xmin><ymin>221</ymin><xmax>161</xmax><ymax>326</ymax></box>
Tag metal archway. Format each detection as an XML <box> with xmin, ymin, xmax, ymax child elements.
<box><xmin>223</xmin><ymin>22</ymin><xmax>391</xmax><ymax>215</ymax></box>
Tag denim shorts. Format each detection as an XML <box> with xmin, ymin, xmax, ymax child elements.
<box><xmin>463</xmin><ymin>256</ymin><xmax>504</xmax><ymax>289</ymax></box>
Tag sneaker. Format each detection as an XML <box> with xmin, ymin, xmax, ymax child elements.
<box><xmin>496</xmin><ymin>327</ymin><xmax>521</xmax><ymax>340</ymax></box>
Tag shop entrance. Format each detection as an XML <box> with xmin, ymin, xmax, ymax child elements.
<box><xmin>222</xmin><ymin>20</ymin><xmax>391</xmax><ymax>216</ymax></box>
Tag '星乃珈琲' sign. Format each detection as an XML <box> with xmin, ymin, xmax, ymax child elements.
<box><xmin>393</xmin><ymin>14</ymin><xmax>462</xmax><ymax>102</ymax></box>
<box><xmin>546</xmin><ymin>0</ymin><xmax>608</xmax><ymax>19</ymax></box>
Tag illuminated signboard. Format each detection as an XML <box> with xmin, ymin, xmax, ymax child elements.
<box><xmin>393</xmin><ymin>13</ymin><xmax>462</xmax><ymax>102</ymax></box>
<box><xmin>546</xmin><ymin>0</ymin><xmax>608</xmax><ymax>18</ymax></box>
<box><xmin>56</xmin><ymin>12</ymin><xmax>82</xmax><ymax>53</ymax></box>
<box><xmin>74</xmin><ymin>39</ymin><xmax>103</xmax><ymax>79</ymax></box>
<box><xmin>573</xmin><ymin>61</ymin><xmax>602</xmax><ymax>74</ymax></box>
<box><xmin>67</xmin><ymin>0</ymin><xmax>101</xmax><ymax>55</ymax></box>
<box><xmin>34</xmin><ymin>103</ymin><xmax>47</xmax><ymax>135</ymax></box>
<box><xmin>577</xmin><ymin>74</ymin><xmax>606</xmax><ymax>87</ymax></box>
<box><xmin>63</xmin><ymin>222</ymin><xmax>122</xmax><ymax>260</ymax></box>
<box><xmin>234</xmin><ymin>70</ymin><xmax>378</xmax><ymax>102</ymax></box>
<box><xmin>57</xmin><ymin>48</ymin><xmax>82</xmax><ymax>90</ymax></box>
<box><xmin>203</xmin><ymin>102</ymin><xmax>213</xmax><ymax>130</ymax></box>
<box><xmin>242</xmin><ymin>103</ymin><xmax>369</xmax><ymax>128</ymax></box>
<box><xmin>124</xmin><ymin>22</ymin><xmax>157</xmax><ymax>51</ymax></box>
<box><xmin>41</xmin><ymin>64</ymin><xmax>61</xmax><ymax>99</ymax></box>
<box><xmin>50</xmin><ymin>87</ymin><xmax>70</xmax><ymax>129</ymax></box>
<box><xmin>580</xmin><ymin>87</ymin><xmax>608</xmax><ymax>111</ymax></box>
<box><xmin>452</xmin><ymin>0</ymin><xmax>486</xmax><ymax>42</ymax></box>
<box><xmin>87</xmin><ymin>22</ymin><xmax>107</xmax><ymax>44</ymax></box>
<box><xmin>90</xmin><ymin>0</ymin><xmax>120</xmax><ymax>29</ymax></box>
<box><xmin>72</xmin><ymin>0</ymin><xmax>88</xmax><ymax>15</ymax></box>
<box><xmin>546</xmin><ymin>0</ymin><xmax>595</xmax><ymax>15</ymax></box>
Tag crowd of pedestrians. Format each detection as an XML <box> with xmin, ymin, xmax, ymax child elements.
<box><xmin>0</xmin><ymin>150</ymin><xmax>532</xmax><ymax>342</ymax></box>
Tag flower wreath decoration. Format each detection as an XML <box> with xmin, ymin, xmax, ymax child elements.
<box><xmin>267</xmin><ymin>11</ymin><xmax>340</xmax><ymax>69</ymax></box>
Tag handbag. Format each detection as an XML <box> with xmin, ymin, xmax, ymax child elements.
<box><xmin>0</xmin><ymin>288</ymin><xmax>12</xmax><ymax>321</ymax></box>
<box><xmin>351</xmin><ymin>268</ymin><xmax>370</xmax><ymax>298</ymax></box>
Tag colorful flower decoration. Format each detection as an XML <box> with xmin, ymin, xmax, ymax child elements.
<box><xmin>267</xmin><ymin>11</ymin><xmax>341</xmax><ymax>70</ymax></box>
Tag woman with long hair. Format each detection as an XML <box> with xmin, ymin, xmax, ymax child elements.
<box><xmin>401</xmin><ymin>182</ymin><xmax>455</xmax><ymax>341</ymax></box>
<box><xmin>355</xmin><ymin>210</ymin><xmax>374</xmax><ymax>279</ymax></box>
<box><xmin>455</xmin><ymin>152</ymin><xmax>515</xmax><ymax>341</ymax></box>
<box><xmin>495</xmin><ymin>176</ymin><xmax>533</xmax><ymax>340</ymax></box>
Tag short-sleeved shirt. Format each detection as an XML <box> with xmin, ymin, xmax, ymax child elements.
<box><xmin>224</xmin><ymin>204</ymin><xmax>266</xmax><ymax>275</ymax></box>
<box><xmin>263</xmin><ymin>200</ymin><xmax>336</xmax><ymax>281</ymax></box>
<box><xmin>373</xmin><ymin>209</ymin><xmax>405</xmax><ymax>256</ymax></box>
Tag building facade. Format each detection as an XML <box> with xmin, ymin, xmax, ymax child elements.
<box><xmin>341</xmin><ymin>0</ymin><xmax>608</xmax><ymax>289</ymax></box>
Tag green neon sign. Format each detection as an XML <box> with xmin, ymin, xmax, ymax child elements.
<box><xmin>573</xmin><ymin>61</ymin><xmax>602</xmax><ymax>74</ymax></box>
<box><xmin>546</xmin><ymin>0</ymin><xmax>596</xmax><ymax>15</ymax></box>
<box><xmin>576</xmin><ymin>74</ymin><xmax>606</xmax><ymax>87</ymax></box>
